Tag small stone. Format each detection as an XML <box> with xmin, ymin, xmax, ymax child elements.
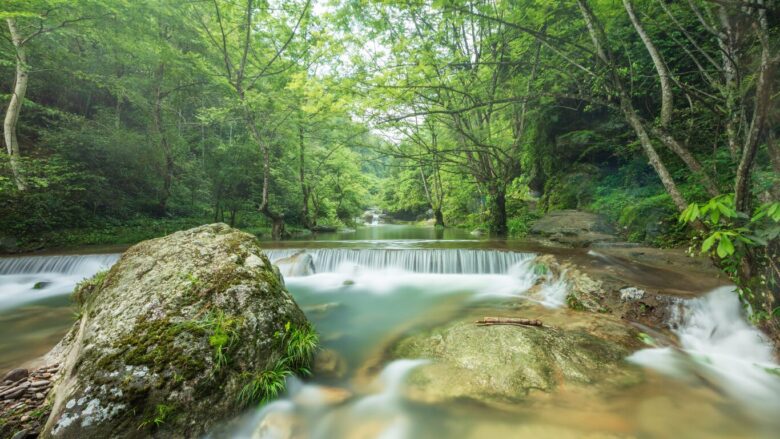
<box><xmin>40</xmin><ymin>373</ymin><xmax>51</xmax><ymax>379</ymax></box>
<box><xmin>620</xmin><ymin>287</ymin><xmax>646</xmax><ymax>301</ymax></box>
<box><xmin>2</xmin><ymin>368</ymin><xmax>28</xmax><ymax>383</ymax></box>
<box><xmin>29</xmin><ymin>380</ymin><xmax>50</xmax><ymax>388</ymax></box>
<box><xmin>35</xmin><ymin>392</ymin><xmax>44</xmax><ymax>399</ymax></box>
<box><xmin>20</xmin><ymin>414</ymin><xmax>31</xmax><ymax>422</ymax></box>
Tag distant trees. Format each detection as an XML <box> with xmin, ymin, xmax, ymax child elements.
<box><xmin>1</xmin><ymin>0</ymin><xmax>375</xmax><ymax>241</ymax></box>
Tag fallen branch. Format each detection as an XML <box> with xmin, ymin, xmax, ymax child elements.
<box><xmin>475</xmin><ymin>317</ymin><xmax>543</xmax><ymax>327</ymax></box>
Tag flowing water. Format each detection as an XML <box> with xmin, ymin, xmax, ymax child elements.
<box><xmin>1</xmin><ymin>225</ymin><xmax>779</xmax><ymax>438</ymax></box>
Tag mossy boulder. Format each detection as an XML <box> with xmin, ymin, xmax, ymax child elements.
<box><xmin>391</xmin><ymin>314</ymin><xmax>643</xmax><ymax>408</ymax></box>
<box><xmin>41</xmin><ymin>224</ymin><xmax>313</xmax><ymax>438</ymax></box>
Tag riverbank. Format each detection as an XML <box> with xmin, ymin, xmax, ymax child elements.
<box><xmin>0</xmin><ymin>217</ymin><xmax>311</xmax><ymax>255</ymax></box>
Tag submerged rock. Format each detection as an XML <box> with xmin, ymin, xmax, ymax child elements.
<box><xmin>41</xmin><ymin>224</ymin><xmax>314</xmax><ymax>438</ymax></box>
<box><xmin>391</xmin><ymin>314</ymin><xmax>643</xmax><ymax>408</ymax></box>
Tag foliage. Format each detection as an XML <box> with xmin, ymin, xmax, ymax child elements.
<box><xmin>238</xmin><ymin>321</ymin><xmax>319</xmax><ymax>407</ymax></box>
<box><xmin>138</xmin><ymin>404</ymin><xmax>173</xmax><ymax>430</ymax></box>
<box><xmin>680</xmin><ymin>196</ymin><xmax>780</xmax><ymax>319</ymax></box>
<box><xmin>237</xmin><ymin>359</ymin><xmax>293</xmax><ymax>406</ymax></box>
<box><xmin>192</xmin><ymin>310</ymin><xmax>241</xmax><ymax>372</ymax></box>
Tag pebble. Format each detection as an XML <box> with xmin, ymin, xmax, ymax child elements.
<box><xmin>30</xmin><ymin>379</ymin><xmax>50</xmax><ymax>387</ymax></box>
<box><xmin>35</xmin><ymin>392</ymin><xmax>44</xmax><ymax>399</ymax></box>
<box><xmin>20</xmin><ymin>414</ymin><xmax>30</xmax><ymax>422</ymax></box>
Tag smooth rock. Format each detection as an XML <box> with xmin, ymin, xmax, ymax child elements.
<box><xmin>313</xmin><ymin>349</ymin><xmax>348</xmax><ymax>379</ymax></box>
<box><xmin>392</xmin><ymin>314</ymin><xmax>643</xmax><ymax>408</ymax></box>
<box><xmin>2</xmin><ymin>369</ymin><xmax>28</xmax><ymax>383</ymax></box>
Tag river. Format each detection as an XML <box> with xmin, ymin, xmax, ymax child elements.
<box><xmin>1</xmin><ymin>224</ymin><xmax>778</xmax><ymax>438</ymax></box>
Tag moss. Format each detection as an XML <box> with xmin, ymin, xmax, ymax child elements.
<box><xmin>566</xmin><ymin>293</ymin><xmax>587</xmax><ymax>311</ymax></box>
<box><xmin>72</xmin><ymin>269</ymin><xmax>110</xmax><ymax>308</ymax></box>
<box><xmin>99</xmin><ymin>315</ymin><xmax>207</xmax><ymax>381</ymax></box>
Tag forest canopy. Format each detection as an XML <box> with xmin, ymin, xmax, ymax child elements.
<box><xmin>1</xmin><ymin>1</ymin><xmax>778</xmax><ymax>323</ymax></box>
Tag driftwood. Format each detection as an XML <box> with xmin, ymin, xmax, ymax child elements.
<box><xmin>475</xmin><ymin>317</ymin><xmax>543</xmax><ymax>327</ymax></box>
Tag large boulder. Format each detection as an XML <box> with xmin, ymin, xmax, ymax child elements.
<box><xmin>391</xmin><ymin>312</ymin><xmax>643</xmax><ymax>408</ymax></box>
<box><xmin>529</xmin><ymin>210</ymin><xmax>619</xmax><ymax>247</ymax></box>
<box><xmin>41</xmin><ymin>224</ymin><xmax>315</xmax><ymax>438</ymax></box>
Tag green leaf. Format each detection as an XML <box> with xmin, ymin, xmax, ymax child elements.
<box><xmin>701</xmin><ymin>234</ymin><xmax>717</xmax><ymax>252</ymax></box>
<box><xmin>716</xmin><ymin>235</ymin><xmax>734</xmax><ymax>258</ymax></box>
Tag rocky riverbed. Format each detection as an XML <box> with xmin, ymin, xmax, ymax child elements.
<box><xmin>0</xmin><ymin>365</ymin><xmax>59</xmax><ymax>438</ymax></box>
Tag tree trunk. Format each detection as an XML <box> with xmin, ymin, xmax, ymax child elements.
<box><xmin>488</xmin><ymin>186</ymin><xmax>508</xmax><ymax>235</ymax></box>
<box><xmin>299</xmin><ymin>124</ymin><xmax>310</xmax><ymax>229</ymax></box>
<box><xmin>4</xmin><ymin>19</ymin><xmax>28</xmax><ymax>191</ymax></box>
<box><xmin>434</xmin><ymin>208</ymin><xmax>445</xmax><ymax>228</ymax></box>
<box><xmin>622</xmin><ymin>0</ymin><xmax>673</xmax><ymax>127</ymax></box>
<box><xmin>271</xmin><ymin>216</ymin><xmax>285</xmax><ymax>240</ymax></box>
<box><xmin>240</xmin><ymin>100</ymin><xmax>286</xmax><ymax>238</ymax></box>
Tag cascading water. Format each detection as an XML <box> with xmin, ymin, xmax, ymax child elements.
<box><xmin>629</xmin><ymin>286</ymin><xmax>780</xmax><ymax>416</ymax></box>
<box><xmin>265</xmin><ymin>248</ymin><xmax>535</xmax><ymax>274</ymax></box>
<box><xmin>223</xmin><ymin>360</ymin><xmax>429</xmax><ymax>439</ymax></box>
<box><xmin>0</xmin><ymin>254</ymin><xmax>119</xmax><ymax>310</ymax></box>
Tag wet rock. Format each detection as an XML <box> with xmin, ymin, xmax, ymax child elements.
<box><xmin>2</xmin><ymin>369</ymin><xmax>28</xmax><ymax>383</ymax></box>
<box><xmin>29</xmin><ymin>380</ymin><xmax>49</xmax><ymax>388</ymax></box>
<box><xmin>273</xmin><ymin>251</ymin><xmax>316</xmax><ymax>277</ymax></box>
<box><xmin>252</xmin><ymin>409</ymin><xmax>297</xmax><ymax>439</ymax></box>
<box><xmin>293</xmin><ymin>385</ymin><xmax>352</xmax><ymax>407</ymax></box>
<box><xmin>303</xmin><ymin>302</ymin><xmax>342</xmax><ymax>315</ymax></box>
<box><xmin>620</xmin><ymin>287</ymin><xmax>645</xmax><ymax>301</ymax></box>
<box><xmin>313</xmin><ymin>349</ymin><xmax>348</xmax><ymax>380</ymax></box>
<box><xmin>32</xmin><ymin>281</ymin><xmax>52</xmax><ymax>290</ymax></box>
<box><xmin>10</xmin><ymin>429</ymin><xmax>29</xmax><ymax>439</ymax></box>
<box><xmin>392</xmin><ymin>315</ymin><xmax>643</xmax><ymax>408</ymax></box>
<box><xmin>529</xmin><ymin>210</ymin><xmax>618</xmax><ymax>248</ymax></box>
<box><xmin>40</xmin><ymin>224</ymin><xmax>314</xmax><ymax>439</ymax></box>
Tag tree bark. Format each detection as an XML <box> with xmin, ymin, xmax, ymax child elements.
<box><xmin>434</xmin><ymin>208</ymin><xmax>445</xmax><ymax>228</ymax></box>
<box><xmin>623</xmin><ymin>0</ymin><xmax>673</xmax><ymax>127</ymax></box>
<box><xmin>734</xmin><ymin>18</ymin><xmax>774</xmax><ymax>213</ymax></box>
<box><xmin>578</xmin><ymin>0</ymin><xmax>688</xmax><ymax>212</ymax></box>
<box><xmin>488</xmin><ymin>185</ymin><xmax>508</xmax><ymax>235</ymax></box>
<box><xmin>4</xmin><ymin>19</ymin><xmax>28</xmax><ymax>191</ymax></box>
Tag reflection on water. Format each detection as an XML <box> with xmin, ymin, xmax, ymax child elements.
<box><xmin>0</xmin><ymin>296</ymin><xmax>73</xmax><ymax>372</ymax></box>
<box><xmin>286</xmin><ymin>224</ymin><xmax>478</xmax><ymax>242</ymax></box>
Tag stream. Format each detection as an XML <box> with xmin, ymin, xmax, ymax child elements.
<box><xmin>1</xmin><ymin>225</ymin><xmax>779</xmax><ymax>438</ymax></box>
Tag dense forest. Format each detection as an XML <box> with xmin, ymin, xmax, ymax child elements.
<box><xmin>1</xmin><ymin>1</ymin><xmax>778</xmax><ymax>327</ymax></box>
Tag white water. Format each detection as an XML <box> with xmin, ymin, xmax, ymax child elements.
<box><xmin>227</xmin><ymin>359</ymin><xmax>428</xmax><ymax>439</ymax></box>
<box><xmin>629</xmin><ymin>286</ymin><xmax>780</xmax><ymax>415</ymax></box>
<box><xmin>265</xmin><ymin>248</ymin><xmax>535</xmax><ymax>274</ymax></box>
<box><xmin>0</xmin><ymin>254</ymin><xmax>119</xmax><ymax>310</ymax></box>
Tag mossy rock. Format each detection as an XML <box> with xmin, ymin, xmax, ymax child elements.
<box><xmin>41</xmin><ymin>223</ymin><xmax>313</xmax><ymax>438</ymax></box>
<box><xmin>392</xmin><ymin>316</ymin><xmax>643</xmax><ymax>408</ymax></box>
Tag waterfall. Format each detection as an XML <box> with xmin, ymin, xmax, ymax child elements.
<box><xmin>0</xmin><ymin>254</ymin><xmax>119</xmax><ymax>275</ymax></box>
<box><xmin>628</xmin><ymin>286</ymin><xmax>780</xmax><ymax>415</ymax></box>
<box><xmin>264</xmin><ymin>249</ymin><xmax>534</xmax><ymax>275</ymax></box>
<box><xmin>0</xmin><ymin>254</ymin><xmax>120</xmax><ymax>310</ymax></box>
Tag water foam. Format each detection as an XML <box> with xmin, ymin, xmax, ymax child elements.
<box><xmin>0</xmin><ymin>254</ymin><xmax>119</xmax><ymax>309</ymax></box>
<box><xmin>628</xmin><ymin>286</ymin><xmax>780</xmax><ymax>414</ymax></box>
